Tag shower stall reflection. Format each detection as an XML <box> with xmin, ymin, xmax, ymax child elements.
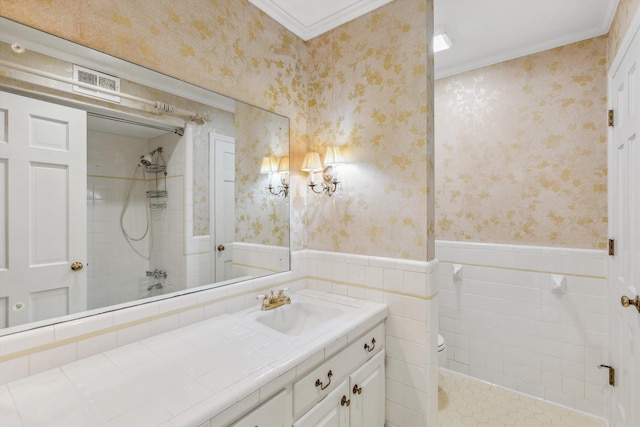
<box><xmin>86</xmin><ymin>116</ymin><xmax>183</xmax><ymax>309</ymax></box>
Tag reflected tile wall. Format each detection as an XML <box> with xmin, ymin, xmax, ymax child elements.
<box><xmin>87</xmin><ymin>131</ymin><xmax>151</xmax><ymax>309</ymax></box>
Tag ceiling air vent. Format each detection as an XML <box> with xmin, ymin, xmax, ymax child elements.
<box><xmin>72</xmin><ymin>64</ymin><xmax>121</xmax><ymax>103</ymax></box>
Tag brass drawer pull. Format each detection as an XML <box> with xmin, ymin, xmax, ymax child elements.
<box><xmin>364</xmin><ymin>337</ymin><xmax>376</xmax><ymax>352</ymax></box>
<box><xmin>341</xmin><ymin>395</ymin><xmax>350</xmax><ymax>407</ymax></box>
<box><xmin>353</xmin><ymin>384</ymin><xmax>362</xmax><ymax>394</ymax></box>
<box><xmin>315</xmin><ymin>370</ymin><xmax>333</xmax><ymax>390</ymax></box>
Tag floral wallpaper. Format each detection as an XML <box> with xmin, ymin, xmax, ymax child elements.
<box><xmin>0</xmin><ymin>0</ymin><xmax>309</xmax><ymax>249</ymax></box>
<box><xmin>234</xmin><ymin>102</ymin><xmax>290</xmax><ymax>246</ymax></box>
<box><xmin>306</xmin><ymin>0</ymin><xmax>434</xmax><ymax>260</ymax></box>
<box><xmin>0</xmin><ymin>0</ymin><xmax>434</xmax><ymax>261</ymax></box>
<box><xmin>608</xmin><ymin>0</ymin><xmax>640</xmax><ymax>68</ymax></box>
<box><xmin>435</xmin><ymin>36</ymin><xmax>608</xmax><ymax>249</ymax></box>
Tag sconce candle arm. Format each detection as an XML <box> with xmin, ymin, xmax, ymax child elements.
<box><xmin>308</xmin><ymin>177</ymin><xmax>341</xmax><ymax>197</ymax></box>
<box><xmin>266</xmin><ymin>173</ymin><xmax>289</xmax><ymax>197</ymax></box>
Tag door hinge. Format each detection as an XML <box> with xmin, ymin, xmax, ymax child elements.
<box><xmin>608</xmin><ymin>109</ymin><xmax>614</xmax><ymax>127</ymax></box>
<box><xmin>598</xmin><ymin>365</ymin><xmax>615</xmax><ymax>386</ymax></box>
<box><xmin>609</xmin><ymin>239</ymin><xmax>615</xmax><ymax>256</ymax></box>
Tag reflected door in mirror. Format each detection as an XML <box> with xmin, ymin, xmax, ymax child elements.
<box><xmin>0</xmin><ymin>91</ymin><xmax>87</xmax><ymax>328</ymax></box>
<box><xmin>212</xmin><ymin>134</ymin><xmax>235</xmax><ymax>282</ymax></box>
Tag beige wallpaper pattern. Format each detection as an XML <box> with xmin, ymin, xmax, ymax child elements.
<box><xmin>234</xmin><ymin>102</ymin><xmax>290</xmax><ymax>246</ymax></box>
<box><xmin>1</xmin><ymin>0</ymin><xmax>434</xmax><ymax>261</ymax></box>
<box><xmin>1</xmin><ymin>0</ymin><xmax>309</xmax><ymax>249</ymax></box>
<box><xmin>608</xmin><ymin>0</ymin><xmax>640</xmax><ymax>68</ymax></box>
<box><xmin>306</xmin><ymin>0</ymin><xmax>434</xmax><ymax>260</ymax></box>
<box><xmin>435</xmin><ymin>36</ymin><xmax>608</xmax><ymax>249</ymax></box>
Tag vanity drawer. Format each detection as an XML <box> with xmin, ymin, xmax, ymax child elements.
<box><xmin>230</xmin><ymin>389</ymin><xmax>289</xmax><ymax>427</ymax></box>
<box><xmin>293</xmin><ymin>322</ymin><xmax>385</xmax><ymax>418</ymax></box>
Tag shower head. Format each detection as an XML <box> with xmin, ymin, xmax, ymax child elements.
<box><xmin>139</xmin><ymin>154</ymin><xmax>153</xmax><ymax>166</ymax></box>
<box><xmin>139</xmin><ymin>147</ymin><xmax>163</xmax><ymax>166</ymax></box>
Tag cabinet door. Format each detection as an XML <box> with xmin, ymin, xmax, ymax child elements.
<box><xmin>293</xmin><ymin>381</ymin><xmax>349</xmax><ymax>427</ymax></box>
<box><xmin>231</xmin><ymin>389</ymin><xmax>290</xmax><ymax>427</ymax></box>
<box><xmin>349</xmin><ymin>351</ymin><xmax>385</xmax><ymax>427</ymax></box>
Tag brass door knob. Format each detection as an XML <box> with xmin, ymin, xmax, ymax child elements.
<box><xmin>70</xmin><ymin>261</ymin><xmax>84</xmax><ymax>271</ymax></box>
<box><xmin>621</xmin><ymin>295</ymin><xmax>640</xmax><ymax>313</ymax></box>
<box><xmin>217</xmin><ymin>245</ymin><xmax>225</xmax><ymax>252</ymax></box>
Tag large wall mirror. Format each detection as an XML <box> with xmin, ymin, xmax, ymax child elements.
<box><xmin>0</xmin><ymin>18</ymin><xmax>290</xmax><ymax>335</ymax></box>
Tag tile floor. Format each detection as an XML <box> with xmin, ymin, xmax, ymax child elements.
<box><xmin>438</xmin><ymin>369</ymin><xmax>606</xmax><ymax>427</ymax></box>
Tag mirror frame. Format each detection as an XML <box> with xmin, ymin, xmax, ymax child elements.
<box><xmin>0</xmin><ymin>17</ymin><xmax>291</xmax><ymax>336</ymax></box>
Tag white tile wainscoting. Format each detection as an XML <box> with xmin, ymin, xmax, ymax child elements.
<box><xmin>302</xmin><ymin>250</ymin><xmax>440</xmax><ymax>427</ymax></box>
<box><xmin>436</xmin><ymin>240</ymin><xmax>609</xmax><ymax>419</ymax></box>
<box><xmin>232</xmin><ymin>242</ymin><xmax>290</xmax><ymax>279</ymax></box>
<box><xmin>0</xmin><ymin>249</ymin><xmax>440</xmax><ymax>426</ymax></box>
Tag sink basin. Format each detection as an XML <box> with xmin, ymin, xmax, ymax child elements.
<box><xmin>254</xmin><ymin>299</ymin><xmax>352</xmax><ymax>335</ymax></box>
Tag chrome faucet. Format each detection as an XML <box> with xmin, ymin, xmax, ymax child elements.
<box><xmin>257</xmin><ymin>288</ymin><xmax>291</xmax><ymax>311</ymax></box>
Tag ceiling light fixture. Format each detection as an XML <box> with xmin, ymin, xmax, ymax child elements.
<box><xmin>433</xmin><ymin>32</ymin><xmax>453</xmax><ymax>53</ymax></box>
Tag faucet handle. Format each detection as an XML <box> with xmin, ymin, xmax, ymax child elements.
<box><xmin>277</xmin><ymin>287</ymin><xmax>289</xmax><ymax>295</ymax></box>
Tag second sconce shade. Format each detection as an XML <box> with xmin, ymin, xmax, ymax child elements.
<box><xmin>301</xmin><ymin>146</ymin><xmax>345</xmax><ymax>196</ymax></box>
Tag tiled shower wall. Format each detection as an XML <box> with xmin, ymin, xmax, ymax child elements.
<box><xmin>87</xmin><ymin>129</ymin><xmax>185</xmax><ymax>309</ymax></box>
<box><xmin>437</xmin><ymin>240</ymin><xmax>609</xmax><ymax>419</ymax></box>
<box><xmin>87</xmin><ymin>130</ymin><xmax>151</xmax><ymax>309</ymax></box>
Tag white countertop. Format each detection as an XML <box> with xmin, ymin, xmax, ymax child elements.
<box><xmin>0</xmin><ymin>290</ymin><xmax>387</xmax><ymax>427</ymax></box>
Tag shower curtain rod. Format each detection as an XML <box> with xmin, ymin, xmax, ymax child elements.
<box><xmin>0</xmin><ymin>59</ymin><xmax>203</xmax><ymax>122</ymax></box>
<box><xmin>87</xmin><ymin>112</ymin><xmax>185</xmax><ymax>136</ymax></box>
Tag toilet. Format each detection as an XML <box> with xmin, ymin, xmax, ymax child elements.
<box><xmin>438</xmin><ymin>334</ymin><xmax>448</xmax><ymax>368</ymax></box>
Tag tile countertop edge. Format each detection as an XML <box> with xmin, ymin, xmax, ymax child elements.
<box><xmin>170</xmin><ymin>290</ymin><xmax>388</xmax><ymax>426</ymax></box>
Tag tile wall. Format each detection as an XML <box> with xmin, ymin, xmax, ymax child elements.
<box><xmin>0</xmin><ymin>250</ymin><xmax>439</xmax><ymax>426</ymax></box>
<box><xmin>87</xmin><ymin>130</ymin><xmax>152</xmax><ymax>309</ymax></box>
<box><xmin>87</xmin><ymin>130</ymin><xmax>187</xmax><ymax>309</ymax></box>
<box><xmin>0</xmin><ymin>254</ymin><xmax>308</xmax><ymax>385</ymax></box>
<box><xmin>437</xmin><ymin>240</ymin><xmax>609</xmax><ymax>419</ymax></box>
<box><xmin>303</xmin><ymin>250</ymin><xmax>439</xmax><ymax>427</ymax></box>
<box><xmin>232</xmin><ymin>243</ymin><xmax>290</xmax><ymax>279</ymax></box>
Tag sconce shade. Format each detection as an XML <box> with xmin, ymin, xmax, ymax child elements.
<box><xmin>277</xmin><ymin>156</ymin><xmax>289</xmax><ymax>174</ymax></box>
<box><xmin>260</xmin><ymin>156</ymin><xmax>278</xmax><ymax>174</ymax></box>
<box><xmin>301</xmin><ymin>152</ymin><xmax>323</xmax><ymax>171</ymax></box>
<box><xmin>324</xmin><ymin>146</ymin><xmax>345</xmax><ymax>166</ymax></box>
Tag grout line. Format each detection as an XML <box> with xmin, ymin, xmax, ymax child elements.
<box><xmin>437</xmin><ymin>260</ymin><xmax>606</xmax><ymax>280</ymax></box>
<box><xmin>0</xmin><ymin>278</ymin><xmax>300</xmax><ymax>365</ymax></box>
<box><xmin>0</xmin><ymin>274</ymin><xmax>434</xmax><ymax>366</ymax></box>
<box><xmin>308</xmin><ymin>276</ymin><xmax>438</xmax><ymax>301</ymax></box>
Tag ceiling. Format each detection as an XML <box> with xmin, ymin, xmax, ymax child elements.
<box><xmin>249</xmin><ymin>0</ymin><xmax>619</xmax><ymax>79</ymax></box>
<box><xmin>248</xmin><ymin>0</ymin><xmax>394</xmax><ymax>41</ymax></box>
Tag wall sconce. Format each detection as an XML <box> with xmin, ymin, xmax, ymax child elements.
<box><xmin>261</xmin><ymin>155</ymin><xmax>289</xmax><ymax>197</ymax></box>
<box><xmin>301</xmin><ymin>146</ymin><xmax>345</xmax><ymax>197</ymax></box>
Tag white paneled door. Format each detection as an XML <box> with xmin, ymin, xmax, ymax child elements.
<box><xmin>211</xmin><ymin>133</ymin><xmax>235</xmax><ymax>282</ymax></box>
<box><xmin>0</xmin><ymin>91</ymin><xmax>87</xmax><ymax>328</ymax></box>
<box><xmin>609</xmin><ymin>20</ymin><xmax>640</xmax><ymax>427</ymax></box>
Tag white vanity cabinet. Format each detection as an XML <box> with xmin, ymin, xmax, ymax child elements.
<box><xmin>293</xmin><ymin>381</ymin><xmax>350</xmax><ymax>427</ymax></box>
<box><xmin>230</xmin><ymin>389</ymin><xmax>292</xmax><ymax>427</ymax></box>
<box><xmin>293</xmin><ymin>351</ymin><xmax>385</xmax><ymax>427</ymax></box>
<box><xmin>348</xmin><ymin>351</ymin><xmax>385</xmax><ymax>426</ymax></box>
<box><xmin>224</xmin><ymin>322</ymin><xmax>386</xmax><ymax>427</ymax></box>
